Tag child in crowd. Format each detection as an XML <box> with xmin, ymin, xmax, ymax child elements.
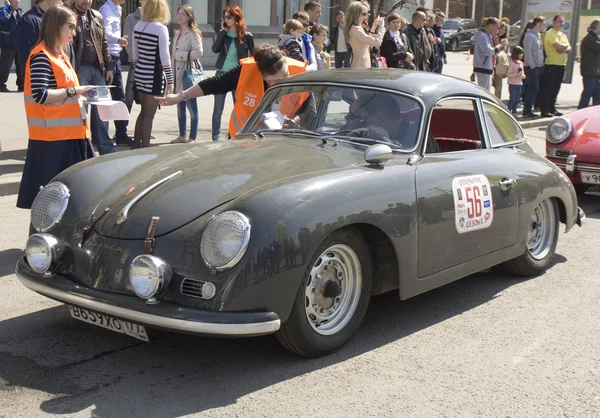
<box><xmin>507</xmin><ymin>46</ymin><xmax>526</xmax><ymax>115</ymax></box>
<box><xmin>278</xmin><ymin>19</ymin><xmax>305</xmax><ymax>62</ymax></box>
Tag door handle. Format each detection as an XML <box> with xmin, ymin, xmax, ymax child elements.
<box><xmin>499</xmin><ymin>178</ymin><xmax>516</xmax><ymax>190</ymax></box>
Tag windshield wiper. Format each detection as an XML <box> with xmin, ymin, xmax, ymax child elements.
<box><xmin>327</xmin><ymin>135</ymin><xmax>403</xmax><ymax>150</ymax></box>
<box><xmin>255</xmin><ymin>128</ymin><xmax>323</xmax><ymax>138</ymax></box>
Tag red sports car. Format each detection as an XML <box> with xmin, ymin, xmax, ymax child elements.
<box><xmin>546</xmin><ymin>106</ymin><xmax>600</xmax><ymax>195</ymax></box>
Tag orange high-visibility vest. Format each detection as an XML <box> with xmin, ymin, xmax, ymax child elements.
<box><xmin>229</xmin><ymin>57</ymin><xmax>307</xmax><ymax>137</ymax></box>
<box><xmin>24</xmin><ymin>43</ymin><xmax>87</xmax><ymax>141</ymax></box>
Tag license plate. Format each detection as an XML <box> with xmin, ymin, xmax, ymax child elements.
<box><xmin>580</xmin><ymin>171</ymin><xmax>600</xmax><ymax>185</ymax></box>
<box><xmin>69</xmin><ymin>306</ymin><xmax>149</xmax><ymax>342</ymax></box>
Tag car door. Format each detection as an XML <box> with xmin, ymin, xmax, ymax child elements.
<box><xmin>414</xmin><ymin>97</ymin><xmax>519</xmax><ymax>278</ymax></box>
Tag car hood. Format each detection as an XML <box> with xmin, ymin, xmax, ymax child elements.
<box><xmin>569</xmin><ymin>107</ymin><xmax>600</xmax><ymax>162</ymax></box>
<box><xmin>88</xmin><ymin>137</ymin><xmax>366</xmax><ymax>239</ymax></box>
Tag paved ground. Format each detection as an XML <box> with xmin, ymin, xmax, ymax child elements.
<box><xmin>1</xmin><ymin>53</ymin><xmax>599</xmax><ymax>417</ymax></box>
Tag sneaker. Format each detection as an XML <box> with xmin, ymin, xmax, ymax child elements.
<box><xmin>540</xmin><ymin>112</ymin><xmax>553</xmax><ymax>118</ymax></box>
<box><xmin>170</xmin><ymin>136</ymin><xmax>188</xmax><ymax>144</ymax></box>
<box><xmin>552</xmin><ymin>111</ymin><xmax>563</xmax><ymax>116</ymax></box>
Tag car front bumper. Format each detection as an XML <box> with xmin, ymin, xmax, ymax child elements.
<box><xmin>15</xmin><ymin>257</ymin><xmax>281</xmax><ymax>337</ymax></box>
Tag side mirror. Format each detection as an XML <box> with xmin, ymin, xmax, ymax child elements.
<box><xmin>364</xmin><ymin>144</ymin><xmax>392</xmax><ymax>166</ymax></box>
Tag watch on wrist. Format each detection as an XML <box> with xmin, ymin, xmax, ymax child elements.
<box><xmin>66</xmin><ymin>87</ymin><xmax>76</xmax><ymax>97</ymax></box>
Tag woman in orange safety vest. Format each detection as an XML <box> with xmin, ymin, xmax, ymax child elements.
<box><xmin>156</xmin><ymin>44</ymin><xmax>307</xmax><ymax>138</ymax></box>
<box><xmin>17</xmin><ymin>5</ymin><xmax>93</xmax><ymax>209</ymax></box>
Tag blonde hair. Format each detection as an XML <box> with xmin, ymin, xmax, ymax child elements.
<box><xmin>142</xmin><ymin>0</ymin><xmax>170</xmax><ymax>24</ymax></box>
<box><xmin>344</xmin><ymin>2</ymin><xmax>367</xmax><ymax>41</ymax></box>
<box><xmin>283</xmin><ymin>18</ymin><xmax>304</xmax><ymax>34</ymax></box>
<box><xmin>178</xmin><ymin>5</ymin><xmax>202</xmax><ymax>38</ymax></box>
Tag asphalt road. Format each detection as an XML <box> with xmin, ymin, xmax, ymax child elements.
<box><xmin>0</xmin><ymin>124</ymin><xmax>599</xmax><ymax>418</ymax></box>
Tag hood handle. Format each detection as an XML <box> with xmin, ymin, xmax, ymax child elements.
<box><xmin>117</xmin><ymin>170</ymin><xmax>182</xmax><ymax>225</ymax></box>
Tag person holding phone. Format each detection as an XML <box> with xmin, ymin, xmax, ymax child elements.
<box><xmin>345</xmin><ymin>1</ymin><xmax>384</xmax><ymax>68</ymax></box>
<box><xmin>210</xmin><ymin>4</ymin><xmax>254</xmax><ymax>141</ymax></box>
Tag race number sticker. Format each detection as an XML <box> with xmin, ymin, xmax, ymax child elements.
<box><xmin>452</xmin><ymin>174</ymin><xmax>494</xmax><ymax>234</ymax></box>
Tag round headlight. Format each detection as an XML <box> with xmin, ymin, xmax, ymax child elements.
<box><xmin>201</xmin><ymin>211</ymin><xmax>251</xmax><ymax>271</ymax></box>
<box><xmin>546</xmin><ymin>118</ymin><xmax>572</xmax><ymax>144</ymax></box>
<box><xmin>31</xmin><ymin>182</ymin><xmax>70</xmax><ymax>232</ymax></box>
<box><xmin>25</xmin><ymin>233</ymin><xmax>64</xmax><ymax>274</ymax></box>
<box><xmin>129</xmin><ymin>255</ymin><xmax>172</xmax><ymax>299</ymax></box>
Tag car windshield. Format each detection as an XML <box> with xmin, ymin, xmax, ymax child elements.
<box><xmin>240</xmin><ymin>85</ymin><xmax>423</xmax><ymax>151</ymax></box>
<box><xmin>443</xmin><ymin>21</ymin><xmax>460</xmax><ymax>29</ymax></box>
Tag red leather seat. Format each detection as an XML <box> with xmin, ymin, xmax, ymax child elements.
<box><xmin>435</xmin><ymin>137</ymin><xmax>482</xmax><ymax>153</ymax></box>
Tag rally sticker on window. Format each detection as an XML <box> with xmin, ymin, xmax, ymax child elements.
<box><xmin>452</xmin><ymin>174</ymin><xmax>494</xmax><ymax>234</ymax></box>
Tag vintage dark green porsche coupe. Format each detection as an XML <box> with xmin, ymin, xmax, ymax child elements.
<box><xmin>17</xmin><ymin>70</ymin><xmax>584</xmax><ymax>357</ymax></box>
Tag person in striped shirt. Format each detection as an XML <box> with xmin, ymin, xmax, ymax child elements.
<box><xmin>131</xmin><ymin>0</ymin><xmax>172</xmax><ymax>148</ymax></box>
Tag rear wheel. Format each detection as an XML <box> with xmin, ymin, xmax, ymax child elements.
<box><xmin>503</xmin><ymin>199</ymin><xmax>559</xmax><ymax>276</ymax></box>
<box><xmin>275</xmin><ymin>228</ymin><xmax>373</xmax><ymax>357</ymax></box>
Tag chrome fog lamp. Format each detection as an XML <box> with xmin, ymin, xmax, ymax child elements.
<box><xmin>129</xmin><ymin>255</ymin><xmax>172</xmax><ymax>300</ymax></box>
<box><xmin>201</xmin><ymin>211</ymin><xmax>251</xmax><ymax>271</ymax></box>
<box><xmin>25</xmin><ymin>233</ymin><xmax>65</xmax><ymax>274</ymax></box>
<box><xmin>546</xmin><ymin>118</ymin><xmax>572</xmax><ymax>144</ymax></box>
<box><xmin>31</xmin><ymin>182</ymin><xmax>70</xmax><ymax>232</ymax></box>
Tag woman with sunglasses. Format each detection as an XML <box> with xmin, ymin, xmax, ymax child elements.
<box><xmin>210</xmin><ymin>5</ymin><xmax>254</xmax><ymax>141</ymax></box>
<box><xmin>345</xmin><ymin>2</ymin><xmax>384</xmax><ymax>68</ymax></box>
<box><xmin>156</xmin><ymin>44</ymin><xmax>307</xmax><ymax>138</ymax></box>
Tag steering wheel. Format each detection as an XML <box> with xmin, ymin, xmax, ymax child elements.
<box><xmin>329</xmin><ymin>127</ymin><xmax>369</xmax><ymax>137</ymax></box>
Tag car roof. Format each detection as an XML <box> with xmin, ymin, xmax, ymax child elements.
<box><xmin>447</xmin><ymin>18</ymin><xmax>475</xmax><ymax>22</ymax></box>
<box><xmin>276</xmin><ymin>69</ymin><xmax>501</xmax><ymax>108</ymax></box>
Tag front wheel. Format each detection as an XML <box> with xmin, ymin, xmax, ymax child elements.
<box><xmin>452</xmin><ymin>38</ymin><xmax>459</xmax><ymax>51</ymax></box>
<box><xmin>503</xmin><ymin>198</ymin><xmax>559</xmax><ymax>276</ymax></box>
<box><xmin>275</xmin><ymin>227</ymin><xmax>373</xmax><ymax>357</ymax></box>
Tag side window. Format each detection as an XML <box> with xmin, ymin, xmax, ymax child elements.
<box><xmin>426</xmin><ymin>99</ymin><xmax>483</xmax><ymax>153</ymax></box>
<box><xmin>482</xmin><ymin>102</ymin><xmax>524</xmax><ymax>146</ymax></box>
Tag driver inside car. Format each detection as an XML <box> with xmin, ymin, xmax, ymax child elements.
<box><xmin>356</xmin><ymin>94</ymin><xmax>420</xmax><ymax>148</ymax></box>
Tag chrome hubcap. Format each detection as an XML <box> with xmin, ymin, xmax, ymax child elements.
<box><xmin>304</xmin><ymin>244</ymin><xmax>362</xmax><ymax>336</ymax></box>
<box><xmin>526</xmin><ymin>200</ymin><xmax>557</xmax><ymax>260</ymax></box>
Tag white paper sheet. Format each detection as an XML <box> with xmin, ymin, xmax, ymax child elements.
<box><xmin>89</xmin><ymin>101</ymin><xmax>130</xmax><ymax>121</ymax></box>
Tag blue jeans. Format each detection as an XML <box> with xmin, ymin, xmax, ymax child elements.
<box><xmin>434</xmin><ymin>59</ymin><xmax>444</xmax><ymax>74</ymax></box>
<box><xmin>578</xmin><ymin>75</ymin><xmax>600</xmax><ymax>109</ymax></box>
<box><xmin>78</xmin><ymin>65</ymin><xmax>115</xmax><ymax>155</ymax></box>
<box><xmin>212</xmin><ymin>77</ymin><xmax>236</xmax><ymax>141</ymax></box>
<box><xmin>334</xmin><ymin>51</ymin><xmax>351</xmax><ymax>68</ymax></box>
<box><xmin>508</xmin><ymin>84</ymin><xmax>522</xmax><ymax>114</ymax></box>
<box><xmin>108</xmin><ymin>57</ymin><xmax>128</xmax><ymax>139</ymax></box>
<box><xmin>177</xmin><ymin>98</ymin><xmax>199</xmax><ymax>140</ymax></box>
<box><xmin>523</xmin><ymin>66</ymin><xmax>542</xmax><ymax>114</ymax></box>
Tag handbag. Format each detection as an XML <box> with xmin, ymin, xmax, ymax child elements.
<box><xmin>375</xmin><ymin>56</ymin><xmax>388</xmax><ymax>68</ymax></box>
<box><xmin>182</xmin><ymin>50</ymin><xmax>205</xmax><ymax>90</ymax></box>
<box><xmin>495</xmin><ymin>50</ymin><xmax>510</xmax><ymax>79</ymax></box>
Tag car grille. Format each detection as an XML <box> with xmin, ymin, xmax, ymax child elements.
<box><xmin>180</xmin><ymin>278</ymin><xmax>206</xmax><ymax>299</ymax></box>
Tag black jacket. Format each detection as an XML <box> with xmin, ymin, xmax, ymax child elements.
<box><xmin>580</xmin><ymin>31</ymin><xmax>600</xmax><ymax>77</ymax></box>
<box><xmin>326</xmin><ymin>24</ymin><xmax>351</xmax><ymax>53</ymax></box>
<box><xmin>380</xmin><ymin>30</ymin><xmax>413</xmax><ymax>68</ymax></box>
<box><xmin>212</xmin><ymin>29</ymin><xmax>254</xmax><ymax>71</ymax></box>
<box><xmin>404</xmin><ymin>24</ymin><xmax>430</xmax><ymax>71</ymax></box>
